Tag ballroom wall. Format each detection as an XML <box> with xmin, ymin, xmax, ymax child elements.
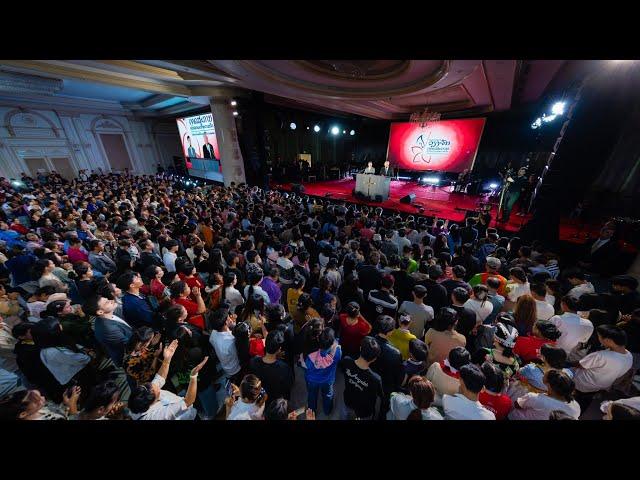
<box><xmin>0</xmin><ymin>104</ymin><xmax>182</xmax><ymax>180</ymax></box>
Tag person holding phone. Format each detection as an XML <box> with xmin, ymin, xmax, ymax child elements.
<box><xmin>128</xmin><ymin>340</ymin><xmax>208</xmax><ymax>420</ymax></box>
<box><xmin>225</xmin><ymin>374</ymin><xmax>268</xmax><ymax>420</ymax></box>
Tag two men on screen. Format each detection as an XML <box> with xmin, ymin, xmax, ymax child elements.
<box><xmin>363</xmin><ymin>160</ymin><xmax>394</xmax><ymax>177</ymax></box>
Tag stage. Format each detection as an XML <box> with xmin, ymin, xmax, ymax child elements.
<box><xmin>273</xmin><ymin>178</ymin><xmax>601</xmax><ymax>243</ymax></box>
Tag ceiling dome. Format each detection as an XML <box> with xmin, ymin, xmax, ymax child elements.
<box><xmin>300</xmin><ymin>60</ymin><xmax>410</xmax><ymax>80</ymax></box>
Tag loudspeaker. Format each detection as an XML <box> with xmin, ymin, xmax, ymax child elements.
<box><xmin>400</xmin><ymin>193</ymin><xmax>416</xmax><ymax>204</ymax></box>
<box><xmin>291</xmin><ymin>183</ymin><xmax>305</xmax><ymax>195</ymax></box>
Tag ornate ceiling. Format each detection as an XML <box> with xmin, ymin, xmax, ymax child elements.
<box><xmin>0</xmin><ymin>59</ymin><xmax>580</xmax><ymax>119</ymax></box>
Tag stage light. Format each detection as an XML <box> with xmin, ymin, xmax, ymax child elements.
<box><xmin>331</xmin><ymin>126</ymin><xmax>340</xmax><ymax>135</ymax></box>
<box><xmin>306</xmin><ymin>126</ymin><xmax>310</xmax><ymax>130</ymax></box>
<box><xmin>230</xmin><ymin>100</ymin><xmax>237</xmax><ymax>106</ymax></box>
<box><xmin>343</xmin><ymin>130</ymin><xmax>346</xmax><ymax>134</ymax></box>
<box><xmin>423</xmin><ymin>176</ymin><xmax>440</xmax><ymax>185</ymax></box>
<box><xmin>531</xmin><ymin>117</ymin><xmax>542</xmax><ymax>129</ymax></box>
<box><xmin>551</xmin><ymin>102</ymin><xmax>565</xmax><ymax>115</ymax></box>
<box><xmin>313</xmin><ymin>125</ymin><xmax>320</xmax><ymax>132</ymax></box>
<box><xmin>290</xmin><ymin>122</ymin><xmax>297</xmax><ymax>130</ymax></box>
<box><xmin>350</xmin><ymin>130</ymin><xmax>355</xmax><ymax>136</ymax></box>
<box><xmin>489</xmin><ymin>183</ymin><xmax>498</xmax><ymax>189</ymax></box>
<box><xmin>542</xmin><ymin>114</ymin><xmax>557</xmax><ymax>123</ymax></box>
<box><xmin>233</xmin><ymin>111</ymin><xmax>238</xmax><ymax>116</ymax></box>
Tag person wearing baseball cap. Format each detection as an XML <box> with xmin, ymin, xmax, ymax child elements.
<box><xmin>468</xmin><ymin>256</ymin><xmax>509</xmax><ymax>296</ymax></box>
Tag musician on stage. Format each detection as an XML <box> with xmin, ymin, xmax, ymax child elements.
<box><xmin>455</xmin><ymin>168</ymin><xmax>471</xmax><ymax>193</ymax></box>
<box><xmin>379</xmin><ymin>160</ymin><xmax>394</xmax><ymax>177</ymax></box>
<box><xmin>500</xmin><ymin>166</ymin><xmax>528</xmax><ymax>222</ymax></box>
<box><xmin>363</xmin><ymin>161</ymin><xmax>376</xmax><ymax>174</ymax></box>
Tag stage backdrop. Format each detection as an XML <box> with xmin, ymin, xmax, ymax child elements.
<box><xmin>176</xmin><ymin>113</ymin><xmax>224</xmax><ymax>183</ymax></box>
<box><xmin>387</xmin><ymin>118</ymin><xmax>486</xmax><ymax>172</ymax></box>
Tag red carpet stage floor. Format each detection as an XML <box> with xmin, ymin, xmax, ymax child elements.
<box><xmin>274</xmin><ymin>178</ymin><xmax>602</xmax><ymax>244</ymax></box>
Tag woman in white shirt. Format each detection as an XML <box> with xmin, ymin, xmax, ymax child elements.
<box><xmin>225</xmin><ymin>374</ymin><xmax>267</xmax><ymax>420</ymax></box>
<box><xmin>222</xmin><ymin>272</ymin><xmax>244</xmax><ymax>314</ymax></box>
<box><xmin>509</xmin><ymin>369</ymin><xmax>581</xmax><ymax>420</ymax></box>
<box><xmin>506</xmin><ymin>267</ymin><xmax>530</xmax><ymax>307</ymax></box>
<box><xmin>389</xmin><ymin>376</ymin><xmax>444</xmax><ymax>420</ymax></box>
<box><xmin>163</xmin><ymin>240</ymin><xmax>180</xmax><ymax>273</ymax></box>
<box><xmin>464</xmin><ymin>285</ymin><xmax>493</xmax><ymax>325</ymax></box>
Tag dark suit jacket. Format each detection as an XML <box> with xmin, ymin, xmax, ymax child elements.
<box><xmin>380</xmin><ymin>167</ymin><xmax>394</xmax><ymax>177</ymax></box>
<box><xmin>94</xmin><ymin>316</ymin><xmax>133</xmax><ymax>367</ymax></box>
<box><xmin>139</xmin><ymin>251</ymin><xmax>164</xmax><ymax>271</ymax></box>
<box><xmin>584</xmin><ymin>239</ymin><xmax>620</xmax><ymax>276</ymax></box>
<box><xmin>370</xmin><ymin>336</ymin><xmax>404</xmax><ymax>413</ymax></box>
<box><xmin>202</xmin><ymin>143</ymin><xmax>216</xmax><ymax>159</ymax></box>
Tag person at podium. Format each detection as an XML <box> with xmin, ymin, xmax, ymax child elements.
<box><xmin>380</xmin><ymin>160</ymin><xmax>394</xmax><ymax>177</ymax></box>
<box><xmin>363</xmin><ymin>161</ymin><xmax>376</xmax><ymax>174</ymax></box>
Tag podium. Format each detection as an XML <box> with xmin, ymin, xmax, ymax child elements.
<box><xmin>355</xmin><ymin>173</ymin><xmax>391</xmax><ymax>200</ymax></box>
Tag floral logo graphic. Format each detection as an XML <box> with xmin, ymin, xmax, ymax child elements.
<box><xmin>411</xmin><ymin>133</ymin><xmax>432</xmax><ymax>164</ymax></box>
<box><xmin>411</xmin><ymin>133</ymin><xmax>451</xmax><ymax>164</ymax></box>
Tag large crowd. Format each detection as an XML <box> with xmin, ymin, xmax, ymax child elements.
<box><xmin>0</xmin><ymin>169</ymin><xmax>639</xmax><ymax>421</ymax></box>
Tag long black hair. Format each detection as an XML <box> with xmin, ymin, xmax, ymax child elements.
<box><xmin>31</xmin><ymin>316</ymin><xmax>79</xmax><ymax>352</ymax></box>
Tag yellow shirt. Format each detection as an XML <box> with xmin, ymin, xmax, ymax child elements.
<box><xmin>388</xmin><ymin>328</ymin><xmax>417</xmax><ymax>361</ymax></box>
<box><xmin>287</xmin><ymin>289</ymin><xmax>303</xmax><ymax>314</ymax></box>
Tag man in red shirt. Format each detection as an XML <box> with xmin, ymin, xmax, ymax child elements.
<box><xmin>478</xmin><ymin>362</ymin><xmax>513</xmax><ymax>420</ymax></box>
<box><xmin>513</xmin><ymin>320</ymin><xmax>561</xmax><ymax>364</ymax></box>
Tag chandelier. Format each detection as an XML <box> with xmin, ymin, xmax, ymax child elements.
<box><xmin>409</xmin><ymin>106</ymin><xmax>441</xmax><ymax>127</ymax></box>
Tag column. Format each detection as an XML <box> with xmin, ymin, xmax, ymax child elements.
<box><xmin>209</xmin><ymin>97</ymin><xmax>246</xmax><ymax>187</ymax></box>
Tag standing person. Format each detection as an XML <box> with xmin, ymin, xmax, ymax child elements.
<box><xmin>468</xmin><ymin>257</ymin><xmax>508</xmax><ymax>296</ymax></box>
<box><xmin>484</xmin><ymin>277</ymin><xmax>506</xmax><ymax>325</ymax></box>
<box><xmin>426</xmin><ymin>346</ymin><xmax>470</xmax><ymax>405</ymax></box>
<box><xmin>366</xmin><ymin>274</ymin><xmax>399</xmax><ymax>326</ymax></box>
<box><xmin>450</xmin><ymin>287</ymin><xmax>477</xmax><ymax>347</ymax></box>
<box><xmin>341</xmin><ymin>336</ymin><xmax>384</xmax><ymax>420</ymax></box>
<box><xmin>388</xmin><ymin>315</ymin><xmax>417</xmax><ymax>361</ymax></box>
<box><xmin>225</xmin><ymin>374</ymin><xmax>268</xmax><ymax>420</ymax></box>
<box><xmin>424</xmin><ymin>307</ymin><xmax>466</xmax><ymax>366</ymax></box>
<box><xmin>370</xmin><ymin>315</ymin><xmax>404</xmax><ymax>420</ymax></box>
<box><xmin>338</xmin><ymin>301</ymin><xmax>372</xmax><ymax>359</ymax></box>
<box><xmin>260</xmin><ymin>266</ymin><xmax>282</xmax><ymax>305</ymax></box>
<box><xmin>463</xmin><ymin>285</ymin><xmax>493</xmax><ymax>326</ymax></box>
<box><xmin>478</xmin><ymin>362</ymin><xmax>513</xmax><ymax>420</ymax></box>
<box><xmin>549</xmin><ymin>295</ymin><xmax>594</xmax><ymax>355</ymax></box>
<box><xmin>304</xmin><ymin>328</ymin><xmax>342</xmax><ymax>416</ymax></box>
<box><xmin>419</xmin><ymin>265</ymin><xmax>449</xmax><ymax>314</ymax></box>
<box><xmin>442</xmin><ymin>364</ymin><xmax>495</xmax><ymax>420</ymax></box>
<box><xmin>209</xmin><ymin>308</ymin><xmax>241</xmax><ymax>384</ymax></box>
<box><xmin>162</xmin><ymin>240</ymin><xmax>179</xmax><ymax>273</ymax></box>
<box><xmin>398</xmin><ymin>284</ymin><xmax>434</xmax><ymax>339</ymax></box>
<box><xmin>513</xmin><ymin>295</ymin><xmax>538</xmax><ymax>337</ymax></box>
<box><xmin>221</xmin><ymin>272</ymin><xmax>244</xmax><ymax>314</ymax></box>
<box><xmin>249</xmin><ymin>330</ymin><xmax>294</xmax><ymax>405</ymax></box>
<box><xmin>388</xmin><ymin>376</ymin><xmax>443</xmax><ymax>420</ymax></box>
<box><xmin>500</xmin><ymin>166</ymin><xmax>528</xmax><ymax>223</ymax></box>
<box><xmin>566</xmin><ymin>270</ymin><xmax>595</xmax><ymax>300</ymax></box>
<box><xmin>530</xmin><ymin>283</ymin><xmax>555</xmax><ymax>321</ymax></box>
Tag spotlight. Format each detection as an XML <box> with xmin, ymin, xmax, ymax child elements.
<box><xmin>350</xmin><ymin>130</ymin><xmax>355</xmax><ymax>136</ymax></box>
<box><xmin>551</xmin><ymin>102</ymin><xmax>565</xmax><ymax>115</ymax></box>
<box><xmin>233</xmin><ymin>111</ymin><xmax>238</xmax><ymax>116</ymax></box>
<box><xmin>306</xmin><ymin>126</ymin><xmax>310</xmax><ymax>130</ymax></box>
<box><xmin>313</xmin><ymin>125</ymin><xmax>320</xmax><ymax>132</ymax></box>
<box><xmin>422</xmin><ymin>176</ymin><xmax>440</xmax><ymax>185</ymax></box>
<box><xmin>230</xmin><ymin>100</ymin><xmax>237</xmax><ymax>106</ymax></box>
<box><xmin>290</xmin><ymin>122</ymin><xmax>297</xmax><ymax>130</ymax></box>
<box><xmin>531</xmin><ymin>117</ymin><xmax>542</xmax><ymax>129</ymax></box>
<box><xmin>331</xmin><ymin>126</ymin><xmax>340</xmax><ymax>135</ymax></box>
<box><xmin>489</xmin><ymin>183</ymin><xmax>498</xmax><ymax>189</ymax></box>
<box><xmin>343</xmin><ymin>130</ymin><xmax>346</xmax><ymax>134</ymax></box>
<box><xmin>542</xmin><ymin>114</ymin><xmax>557</xmax><ymax>123</ymax></box>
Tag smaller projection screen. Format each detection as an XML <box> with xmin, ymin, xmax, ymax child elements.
<box><xmin>176</xmin><ymin>113</ymin><xmax>223</xmax><ymax>183</ymax></box>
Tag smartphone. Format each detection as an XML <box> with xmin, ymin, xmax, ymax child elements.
<box><xmin>293</xmin><ymin>407</ymin><xmax>306</xmax><ymax>417</ymax></box>
<box><xmin>224</xmin><ymin>379</ymin><xmax>233</xmax><ymax>397</ymax></box>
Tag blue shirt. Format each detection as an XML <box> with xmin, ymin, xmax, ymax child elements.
<box><xmin>5</xmin><ymin>253</ymin><xmax>36</xmax><ymax>285</ymax></box>
<box><xmin>122</xmin><ymin>292</ymin><xmax>156</xmax><ymax>328</ymax></box>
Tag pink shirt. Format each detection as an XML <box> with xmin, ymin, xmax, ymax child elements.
<box><xmin>67</xmin><ymin>247</ymin><xmax>89</xmax><ymax>263</ymax></box>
